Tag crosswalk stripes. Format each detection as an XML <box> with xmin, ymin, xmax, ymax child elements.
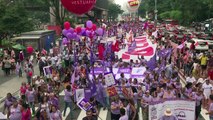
<box><xmin>98</xmin><ymin>108</ymin><xmax>108</xmax><ymax>120</ymax></box>
<box><xmin>58</xmin><ymin>90</ymin><xmax>143</xmax><ymax>120</ymax></box>
<box><xmin>77</xmin><ymin>110</ymin><xmax>86</xmax><ymax>120</ymax></box>
<box><xmin>201</xmin><ymin>108</ymin><xmax>209</xmax><ymax>120</ymax></box>
<box><xmin>139</xmin><ymin>108</ymin><xmax>143</xmax><ymax>120</ymax></box>
<box><xmin>62</xmin><ymin>107</ymin><xmax>70</xmax><ymax>120</ymax></box>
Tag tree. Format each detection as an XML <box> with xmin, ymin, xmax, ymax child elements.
<box><xmin>23</xmin><ymin>0</ymin><xmax>68</xmax><ymax>27</ymax></box>
<box><xmin>108</xmin><ymin>3</ymin><xmax>124</xmax><ymax>21</ymax></box>
<box><xmin>138</xmin><ymin>0</ymin><xmax>213</xmax><ymax>25</ymax></box>
<box><xmin>0</xmin><ymin>1</ymin><xmax>34</xmax><ymax>46</ymax></box>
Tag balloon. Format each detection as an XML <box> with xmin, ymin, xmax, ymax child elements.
<box><xmin>96</xmin><ymin>28</ymin><xmax>104</xmax><ymax>36</ymax></box>
<box><xmin>86</xmin><ymin>20</ymin><xmax>93</xmax><ymax>29</ymax></box>
<box><xmin>73</xmin><ymin>32</ymin><xmax>77</xmax><ymax>38</ymax></box>
<box><xmin>93</xmin><ymin>35</ymin><xmax>97</xmax><ymax>39</ymax></box>
<box><xmin>92</xmin><ymin>24</ymin><xmax>97</xmax><ymax>31</ymax></box>
<box><xmin>82</xmin><ymin>31</ymin><xmax>87</xmax><ymax>36</ymax></box>
<box><xmin>61</xmin><ymin>0</ymin><xmax>96</xmax><ymax>15</ymax></box>
<box><xmin>74</xmin><ymin>36</ymin><xmax>81</xmax><ymax>42</ymax></box>
<box><xmin>62</xmin><ymin>29</ymin><xmax>68</xmax><ymax>36</ymax></box>
<box><xmin>27</xmin><ymin>46</ymin><xmax>34</xmax><ymax>54</ymax></box>
<box><xmin>86</xmin><ymin>30</ymin><xmax>91</xmax><ymax>36</ymax></box>
<box><xmin>66</xmin><ymin>33</ymin><xmax>73</xmax><ymax>39</ymax></box>
<box><xmin>81</xmin><ymin>28</ymin><xmax>86</xmax><ymax>34</ymax></box>
<box><xmin>62</xmin><ymin>38</ymin><xmax>68</xmax><ymax>44</ymax></box>
<box><xmin>67</xmin><ymin>28</ymin><xmax>74</xmax><ymax>33</ymax></box>
<box><xmin>75</xmin><ymin>27</ymin><xmax>82</xmax><ymax>34</ymax></box>
<box><xmin>126</xmin><ymin>0</ymin><xmax>141</xmax><ymax>13</ymax></box>
<box><xmin>64</xmin><ymin>21</ymin><xmax>70</xmax><ymax>30</ymax></box>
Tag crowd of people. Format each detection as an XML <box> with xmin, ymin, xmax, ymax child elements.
<box><xmin>0</xmin><ymin>21</ymin><xmax>213</xmax><ymax>120</ymax></box>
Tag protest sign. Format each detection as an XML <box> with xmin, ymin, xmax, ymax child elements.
<box><xmin>77</xmin><ymin>98</ymin><xmax>93</xmax><ymax>111</ymax></box>
<box><xmin>43</xmin><ymin>66</ymin><xmax>52</xmax><ymax>78</ymax></box>
<box><xmin>89</xmin><ymin>67</ymin><xmax>146</xmax><ymax>83</ymax></box>
<box><xmin>107</xmin><ymin>86</ymin><xmax>118</xmax><ymax>97</ymax></box>
<box><xmin>149</xmin><ymin>99</ymin><xmax>196</xmax><ymax>120</ymax></box>
<box><xmin>75</xmin><ymin>89</ymin><xmax>85</xmax><ymax>102</ymax></box>
<box><xmin>104</xmin><ymin>73</ymin><xmax>116</xmax><ymax>87</ymax></box>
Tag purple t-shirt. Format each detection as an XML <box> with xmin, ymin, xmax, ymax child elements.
<box><xmin>64</xmin><ymin>89</ymin><xmax>72</xmax><ymax>102</ymax></box>
<box><xmin>26</xmin><ymin>90</ymin><xmax>35</xmax><ymax>102</ymax></box>
<box><xmin>111</xmin><ymin>101</ymin><xmax>121</xmax><ymax>114</ymax></box>
<box><xmin>50</xmin><ymin>110</ymin><xmax>62</xmax><ymax>120</ymax></box>
<box><xmin>157</xmin><ymin>91</ymin><xmax>164</xmax><ymax>98</ymax></box>
<box><xmin>174</xmin><ymin>83</ymin><xmax>182</xmax><ymax>90</ymax></box>
<box><xmin>9</xmin><ymin>106</ymin><xmax>22</xmax><ymax>120</ymax></box>
<box><xmin>160</xmin><ymin>115</ymin><xmax>178</xmax><ymax>120</ymax></box>
<box><xmin>48</xmin><ymin>97</ymin><xmax>59</xmax><ymax>109</ymax></box>
<box><xmin>4</xmin><ymin>97</ymin><xmax>16</xmax><ymax>107</ymax></box>
<box><xmin>194</xmin><ymin>94</ymin><xmax>203</xmax><ymax>106</ymax></box>
<box><xmin>142</xmin><ymin>95</ymin><xmax>152</xmax><ymax>108</ymax></box>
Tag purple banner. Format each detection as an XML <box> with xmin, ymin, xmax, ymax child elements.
<box><xmin>77</xmin><ymin>98</ymin><xmax>92</xmax><ymax>111</ymax></box>
<box><xmin>91</xmin><ymin>67</ymin><xmax>104</xmax><ymax>74</ymax></box>
<box><xmin>84</xmin><ymin>89</ymin><xmax>92</xmax><ymax>101</ymax></box>
<box><xmin>118</xmin><ymin>68</ymin><xmax>131</xmax><ymax>74</ymax></box>
<box><xmin>131</xmin><ymin>75</ymin><xmax>145</xmax><ymax>78</ymax></box>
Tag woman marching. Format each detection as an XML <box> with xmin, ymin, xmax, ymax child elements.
<box><xmin>141</xmin><ymin>91</ymin><xmax>153</xmax><ymax>120</ymax></box>
<box><xmin>111</xmin><ymin>96</ymin><xmax>123</xmax><ymax>120</ymax></box>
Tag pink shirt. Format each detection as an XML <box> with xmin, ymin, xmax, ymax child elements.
<box><xmin>21</xmin><ymin>109</ymin><xmax>31</xmax><ymax>120</ymax></box>
<box><xmin>20</xmin><ymin>86</ymin><xmax>27</xmax><ymax>95</ymax></box>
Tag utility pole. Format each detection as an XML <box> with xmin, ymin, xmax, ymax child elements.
<box><xmin>154</xmin><ymin>0</ymin><xmax>157</xmax><ymax>26</ymax></box>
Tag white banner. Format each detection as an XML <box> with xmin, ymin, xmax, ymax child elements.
<box><xmin>104</xmin><ymin>73</ymin><xmax>116</xmax><ymax>87</ymax></box>
<box><xmin>75</xmin><ymin>89</ymin><xmax>85</xmax><ymax>102</ymax></box>
<box><xmin>149</xmin><ymin>100</ymin><xmax>196</xmax><ymax>120</ymax></box>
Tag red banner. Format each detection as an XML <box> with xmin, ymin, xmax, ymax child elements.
<box><xmin>107</xmin><ymin>86</ymin><xmax>117</xmax><ymax>97</ymax></box>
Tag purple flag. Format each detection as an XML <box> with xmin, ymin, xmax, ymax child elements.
<box><xmin>146</xmin><ymin>53</ymin><xmax>157</xmax><ymax>70</ymax></box>
<box><xmin>128</xmin><ymin>40</ymin><xmax>136</xmax><ymax>52</ymax></box>
<box><xmin>71</xmin><ymin>69</ymin><xmax>76</xmax><ymax>84</ymax></box>
<box><xmin>95</xmin><ymin>83</ymin><xmax>104</xmax><ymax>106</ymax></box>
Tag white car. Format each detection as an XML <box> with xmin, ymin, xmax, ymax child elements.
<box><xmin>185</xmin><ymin>38</ymin><xmax>209</xmax><ymax>51</ymax></box>
<box><xmin>205</xmin><ymin>39</ymin><xmax>213</xmax><ymax>50</ymax></box>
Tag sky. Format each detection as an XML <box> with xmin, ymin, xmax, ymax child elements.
<box><xmin>114</xmin><ymin>0</ymin><xmax>127</xmax><ymax>12</ymax></box>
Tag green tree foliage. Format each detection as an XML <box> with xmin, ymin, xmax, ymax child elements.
<box><xmin>0</xmin><ymin>1</ymin><xmax>34</xmax><ymax>46</ymax></box>
<box><xmin>139</xmin><ymin>0</ymin><xmax>213</xmax><ymax>25</ymax></box>
<box><xmin>159</xmin><ymin>10</ymin><xmax>181</xmax><ymax>20</ymax></box>
<box><xmin>108</xmin><ymin>3</ymin><xmax>124</xmax><ymax>21</ymax></box>
<box><xmin>23</xmin><ymin>0</ymin><xmax>68</xmax><ymax>26</ymax></box>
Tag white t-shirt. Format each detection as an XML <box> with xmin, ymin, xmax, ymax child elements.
<box><xmin>193</xmin><ymin>63</ymin><xmax>198</xmax><ymax>70</ymax></box>
<box><xmin>119</xmin><ymin>115</ymin><xmax>128</xmax><ymax>120</ymax></box>
<box><xmin>202</xmin><ymin>83</ymin><xmax>213</xmax><ymax>94</ymax></box>
<box><xmin>186</xmin><ymin>77</ymin><xmax>196</xmax><ymax>83</ymax></box>
<box><xmin>35</xmin><ymin>79</ymin><xmax>44</xmax><ymax>86</ymax></box>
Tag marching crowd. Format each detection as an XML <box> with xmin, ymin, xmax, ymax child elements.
<box><xmin>0</xmin><ymin>21</ymin><xmax>213</xmax><ymax>120</ymax></box>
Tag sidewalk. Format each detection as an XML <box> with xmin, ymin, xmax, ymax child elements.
<box><xmin>0</xmin><ymin>65</ymin><xmax>39</xmax><ymax>103</ymax></box>
<box><xmin>178</xmin><ymin>68</ymin><xmax>209</xmax><ymax>120</ymax></box>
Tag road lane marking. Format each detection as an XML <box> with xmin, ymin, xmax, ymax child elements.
<box><xmin>77</xmin><ymin>110</ymin><xmax>86</xmax><ymax>120</ymax></box>
<box><xmin>98</xmin><ymin>108</ymin><xmax>107</xmax><ymax>120</ymax></box>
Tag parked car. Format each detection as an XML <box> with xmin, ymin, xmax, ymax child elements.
<box><xmin>205</xmin><ymin>39</ymin><xmax>213</xmax><ymax>49</ymax></box>
<box><xmin>185</xmin><ymin>38</ymin><xmax>209</xmax><ymax>51</ymax></box>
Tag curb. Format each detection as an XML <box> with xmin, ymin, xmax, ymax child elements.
<box><xmin>0</xmin><ymin>90</ymin><xmax>20</xmax><ymax>104</ymax></box>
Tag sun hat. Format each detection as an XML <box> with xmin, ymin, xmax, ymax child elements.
<box><xmin>164</xmin><ymin>108</ymin><xmax>172</xmax><ymax>116</ymax></box>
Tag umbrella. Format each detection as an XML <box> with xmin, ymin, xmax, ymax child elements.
<box><xmin>12</xmin><ymin>44</ymin><xmax>25</xmax><ymax>50</ymax></box>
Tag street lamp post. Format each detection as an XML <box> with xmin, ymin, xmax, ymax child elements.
<box><xmin>154</xmin><ymin>0</ymin><xmax>157</xmax><ymax>26</ymax></box>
